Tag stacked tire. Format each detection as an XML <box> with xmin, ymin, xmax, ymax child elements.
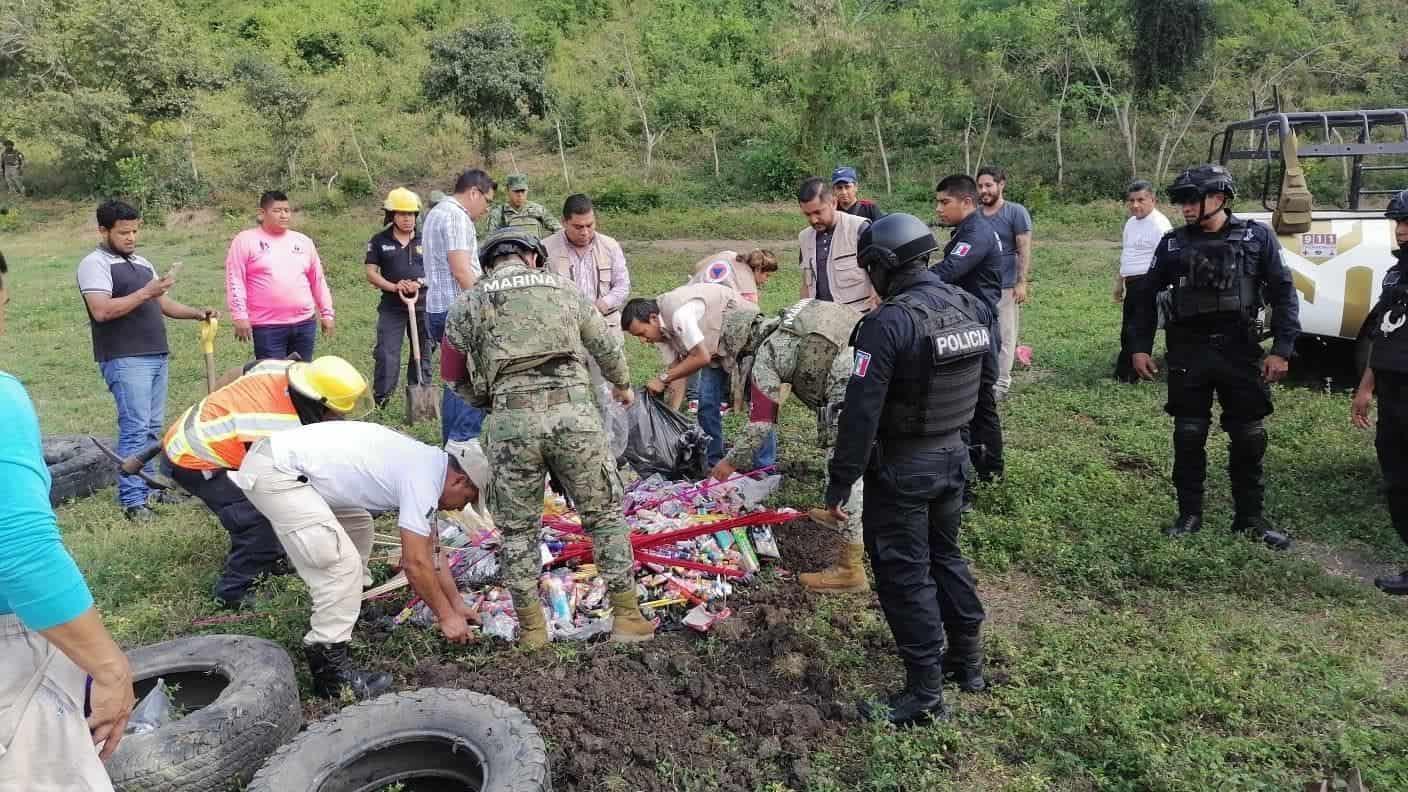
<box><xmin>44</xmin><ymin>434</ymin><xmax>116</xmax><ymax>505</ymax></box>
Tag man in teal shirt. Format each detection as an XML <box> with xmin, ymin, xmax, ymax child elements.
<box><xmin>0</xmin><ymin>372</ymin><xmax>134</xmax><ymax>786</ymax></box>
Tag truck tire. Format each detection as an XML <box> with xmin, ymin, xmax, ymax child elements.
<box><xmin>44</xmin><ymin>434</ymin><xmax>116</xmax><ymax>505</ymax></box>
<box><xmin>105</xmin><ymin>635</ymin><xmax>303</xmax><ymax>792</ymax></box>
<box><xmin>247</xmin><ymin>688</ymin><xmax>551</xmax><ymax>792</ymax></box>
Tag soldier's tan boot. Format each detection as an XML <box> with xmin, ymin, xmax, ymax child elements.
<box><xmin>609</xmin><ymin>590</ymin><xmax>656</xmax><ymax>643</ymax></box>
<box><xmin>515</xmin><ymin>598</ymin><xmax>550</xmax><ymax>650</ymax></box>
<box><xmin>807</xmin><ymin>507</ymin><xmax>840</xmax><ymax>530</ymax></box>
<box><xmin>799</xmin><ymin>543</ymin><xmax>870</xmax><ymax>593</ymax></box>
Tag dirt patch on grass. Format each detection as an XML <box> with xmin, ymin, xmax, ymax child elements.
<box><xmin>1107</xmin><ymin>450</ymin><xmax>1159</xmax><ymax>478</ymax></box>
<box><xmin>162</xmin><ymin>207</ymin><xmax>219</xmax><ymax>229</ymax></box>
<box><xmin>1295</xmin><ymin>539</ymin><xmax>1400</xmax><ymax>589</ymax></box>
<box><xmin>775</xmin><ymin>515</ymin><xmax>847</xmax><ymax>573</ymax></box>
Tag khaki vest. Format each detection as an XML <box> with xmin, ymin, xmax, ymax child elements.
<box><xmin>657</xmin><ymin>283</ymin><xmax>744</xmax><ymax>361</ymax></box>
<box><xmin>544</xmin><ymin>231</ymin><xmax>616</xmax><ymax>304</ymax></box>
<box><xmin>689</xmin><ymin>251</ymin><xmax>759</xmax><ymax>301</ymax></box>
<box><xmin>799</xmin><ymin>211</ymin><xmax>876</xmax><ymax>313</ymax></box>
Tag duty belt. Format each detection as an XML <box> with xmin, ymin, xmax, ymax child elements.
<box><xmin>493</xmin><ymin>384</ymin><xmax>590</xmax><ymax>411</ymax></box>
<box><xmin>1167</xmin><ymin>326</ymin><xmax>1255</xmax><ymax>348</ymax></box>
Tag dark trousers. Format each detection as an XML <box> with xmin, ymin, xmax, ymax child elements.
<box><xmin>1375</xmin><ymin>374</ymin><xmax>1408</xmax><ymax>549</ymax></box>
<box><xmin>1114</xmin><ymin>274</ymin><xmax>1149</xmax><ymax>383</ymax></box>
<box><xmin>863</xmin><ymin>433</ymin><xmax>986</xmax><ymax>669</ymax></box>
<box><xmin>169</xmin><ymin>462</ymin><xmax>286</xmax><ymax>602</ymax></box>
<box><xmin>962</xmin><ymin>321</ymin><xmax>1005</xmax><ymax>482</ymax></box>
<box><xmin>373</xmin><ymin>302</ymin><xmax>433</xmax><ymax>406</ymax></box>
<box><xmin>253</xmin><ymin>318</ymin><xmax>317</xmax><ymax>362</ymax></box>
<box><xmin>1165</xmin><ymin>332</ymin><xmax>1273</xmax><ymax>517</ymax></box>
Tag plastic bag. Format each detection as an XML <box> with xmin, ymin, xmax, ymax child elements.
<box><xmin>620</xmin><ymin>388</ymin><xmax>710</xmax><ymax>480</ymax></box>
<box><xmin>125</xmin><ymin>678</ymin><xmax>174</xmax><ymax>735</ymax></box>
<box><xmin>600</xmin><ymin>381</ymin><xmax>630</xmax><ymax>461</ymax></box>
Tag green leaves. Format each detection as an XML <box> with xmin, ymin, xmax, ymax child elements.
<box><xmin>422</xmin><ymin>20</ymin><xmax>548</xmax><ymax>164</ymax></box>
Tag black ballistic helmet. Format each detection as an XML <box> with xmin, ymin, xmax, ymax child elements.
<box><xmin>478</xmin><ymin>227</ymin><xmax>549</xmax><ymax>269</ymax></box>
<box><xmin>858</xmin><ymin>213</ymin><xmax>938</xmax><ymax>273</ymax></box>
<box><xmin>1386</xmin><ymin>189</ymin><xmax>1408</xmax><ymax>220</ymax></box>
<box><xmin>1167</xmin><ymin>164</ymin><xmax>1237</xmax><ymax>204</ymax></box>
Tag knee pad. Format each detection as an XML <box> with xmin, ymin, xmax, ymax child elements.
<box><xmin>1174</xmin><ymin>417</ymin><xmax>1211</xmax><ymax>440</ymax></box>
<box><xmin>1225</xmin><ymin>419</ymin><xmax>1268</xmax><ymax>456</ymax></box>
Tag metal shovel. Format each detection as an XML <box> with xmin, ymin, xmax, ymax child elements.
<box><xmin>402</xmin><ymin>291</ymin><xmax>439</xmax><ymax>424</ymax></box>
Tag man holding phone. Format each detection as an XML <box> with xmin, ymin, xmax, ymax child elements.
<box><xmin>77</xmin><ymin>200</ymin><xmax>217</xmax><ymax>520</ymax></box>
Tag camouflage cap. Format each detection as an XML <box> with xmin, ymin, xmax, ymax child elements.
<box><xmin>506</xmin><ymin>174</ymin><xmax>529</xmax><ymax>191</ymax></box>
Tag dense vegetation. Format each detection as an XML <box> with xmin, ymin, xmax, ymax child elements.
<box><xmin>3</xmin><ymin>0</ymin><xmax>1407</xmax><ymax>213</ymax></box>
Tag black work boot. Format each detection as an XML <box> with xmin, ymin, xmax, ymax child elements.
<box><xmin>862</xmin><ymin>664</ymin><xmax>948</xmax><ymax>726</ymax></box>
<box><xmin>941</xmin><ymin>627</ymin><xmax>986</xmax><ymax>692</ymax></box>
<box><xmin>305</xmin><ymin>642</ymin><xmax>393</xmax><ymax>700</ymax></box>
<box><xmin>1164</xmin><ymin>513</ymin><xmax>1202</xmax><ymax>537</ymax></box>
<box><xmin>1232</xmin><ymin>514</ymin><xmax>1291</xmax><ymax>551</ymax></box>
<box><xmin>1374</xmin><ymin>572</ymin><xmax>1408</xmax><ymax>595</ymax></box>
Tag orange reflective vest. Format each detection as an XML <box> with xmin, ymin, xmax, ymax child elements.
<box><xmin>163</xmin><ymin>360</ymin><xmax>302</xmax><ymax>471</ymax></box>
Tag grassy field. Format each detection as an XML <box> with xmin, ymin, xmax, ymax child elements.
<box><xmin>3</xmin><ymin>196</ymin><xmax>1408</xmax><ymax>790</ymax></box>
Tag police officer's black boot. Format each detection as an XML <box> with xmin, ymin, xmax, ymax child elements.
<box><xmin>863</xmin><ymin>664</ymin><xmax>948</xmax><ymax>726</ymax></box>
<box><xmin>1226</xmin><ymin>419</ymin><xmax>1291</xmax><ymax>551</ymax></box>
<box><xmin>1166</xmin><ymin>418</ymin><xmax>1210</xmax><ymax>537</ymax></box>
<box><xmin>941</xmin><ymin>625</ymin><xmax>986</xmax><ymax>692</ymax></box>
<box><xmin>1378</xmin><ymin>493</ymin><xmax>1408</xmax><ymax>594</ymax></box>
<box><xmin>1375</xmin><ymin>571</ymin><xmax>1408</xmax><ymax>595</ymax></box>
<box><xmin>305</xmin><ymin>642</ymin><xmax>394</xmax><ymax>700</ymax></box>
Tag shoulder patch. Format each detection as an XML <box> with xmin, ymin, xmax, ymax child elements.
<box><xmin>852</xmin><ymin>350</ymin><xmax>872</xmax><ymax>378</ymax></box>
<box><xmin>952</xmin><ymin>242</ymin><xmax>972</xmax><ymax>257</ymax></box>
<box><xmin>706</xmin><ymin>261</ymin><xmax>731</xmax><ymax>283</ymax></box>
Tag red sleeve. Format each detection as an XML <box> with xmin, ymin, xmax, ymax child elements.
<box><xmin>440</xmin><ymin>337</ymin><xmax>468</xmax><ymax>382</ymax></box>
<box><xmin>748</xmin><ymin>380</ymin><xmax>779</xmax><ymax>424</ymax></box>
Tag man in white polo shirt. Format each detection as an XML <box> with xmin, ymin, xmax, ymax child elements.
<box><xmin>1114</xmin><ymin>180</ymin><xmax>1172</xmax><ymax>382</ymax></box>
<box><xmin>230</xmin><ymin>421</ymin><xmax>483</xmax><ymax>699</ymax></box>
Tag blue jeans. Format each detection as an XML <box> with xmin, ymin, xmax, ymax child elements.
<box><xmin>697</xmin><ymin>365</ymin><xmax>775</xmax><ymax>469</ymax></box>
<box><xmin>252</xmin><ymin>318</ymin><xmax>317</xmax><ymax>362</ymax></box>
<box><xmin>427</xmin><ymin>311</ymin><xmax>483</xmax><ymax>443</ymax></box>
<box><xmin>99</xmin><ymin>354</ymin><xmax>169</xmax><ymax>507</ymax></box>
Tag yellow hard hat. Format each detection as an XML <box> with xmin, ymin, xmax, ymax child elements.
<box><xmin>383</xmin><ymin>187</ymin><xmax>422</xmax><ymax>214</ymax></box>
<box><xmin>288</xmin><ymin>356</ymin><xmax>369</xmax><ymax>414</ymax></box>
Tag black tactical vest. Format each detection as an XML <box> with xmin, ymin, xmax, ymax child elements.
<box><xmin>873</xmin><ymin>288</ymin><xmax>989</xmax><ymax>436</ymax></box>
<box><xmin>1168</xmin><ymin>223</ymin><xmax>1260</xmax><ymax>323</ymax></box>
<box><xmin>1371</xmin><ymin>268</ymin><xmax>1408</xmax><ymax>374</ymax></box>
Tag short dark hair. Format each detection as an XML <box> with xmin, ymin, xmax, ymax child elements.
<box><xmin>935</xmin><ymin>174</ymin><xmax>979</xmax><ymax>202</ymax></box>
<box><xmin>96</xmin><ymin>200</ymin><xmax>141</xmax><ymax>230</ymax></box>
<box><xmin>453</xmin><ymin>169</ymin><xmax>494</xmax><ymax>196</ymax></box>
<box><xmin>563</xmin><ymin>193</ymin><xmax>593</xmax><ymax>219</ymax></box>
<box><xmin>976</xmin><ymin>165</ymin><xmax>1007</xmax><ymax>183</ymax></box>
<box><xmin>620</xmin><ymin>298</ymin><xmax>659</xmax><ymax>330</ymax></box>
<box><xmin>1126</xmin><ymin>179</ymin><xmax>1156</xmax><ymax>197</ymax></box>
<box><xmin>259</xmin><ymin>190</ymin><xmax>288</xmax><ymax>209</ymax></box>
<box><xmin>797</xmin><ymin>177</ymin><xmax>832</xmax><ymax>204</ymax></box>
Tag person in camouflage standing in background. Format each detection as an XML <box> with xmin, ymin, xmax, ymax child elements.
<box><xmin>442</xmin><ymin>227</ymin><xmax>652</xmax><ymax>648</ymax></box>
<box><xmin>2</xmin><ymin>140</ymin><xmax>24</xmax><ymax>194</ymax></box>
<box><xmin>486</xmin><ymin>174</ymin><xmax>561</xmax><ymax>239</ymax></box>
<box><xmin>705</xmin><ymin>298</ymin><xmax>869</xmax><ymax>594</ymax></box>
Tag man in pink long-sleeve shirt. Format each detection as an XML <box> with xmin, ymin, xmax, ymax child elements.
<box><xmin>226</xmin><ymin>190</ymin><xmax>335</xmax><ymax>361</ymax></box>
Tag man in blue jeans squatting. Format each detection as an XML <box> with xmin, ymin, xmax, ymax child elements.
<box><xmin>76</xmin><ymin>200</ymin><xmax>216</xmax><ymax>520</ymax></box>
<box><xmin>622</xmin><ymin>283</ymin><xmax>776</xmax><ymax>471</ymax></box>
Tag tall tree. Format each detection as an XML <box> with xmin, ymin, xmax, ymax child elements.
<box><xmin>422</xmin><ymin>21</ymin><xmax>548</xmax><ymax>165</ymax></box>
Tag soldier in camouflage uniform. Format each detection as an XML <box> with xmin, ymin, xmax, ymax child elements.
<box><xmin>486</xmin><ymin>174</ymin><xmax>560</xmax><ymax>239</ymax></box>
<box><xmin>1</xmin><ymin>140</ymin><xmax>23</xmax><ymax>195</ymax></box>
<box><xmin>442</xmin><ymin>227</ymin><xmax>652</xmax><ymax>648</ymax></box>
<box><xmin>706</xmin><ymin>298</ymin><xmax>869</xmax><ymax>593</ymax></box>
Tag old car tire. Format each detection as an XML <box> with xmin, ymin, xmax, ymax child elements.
<box><xmin>44</xmin><ymin>434</ymin><xmax>118</xmax><ymax>505</ymax></box>
<box><xmin>105</xmin><ymin>635</ymin><xmax>302</xmax><ymax>792</ymax></box>
<box><xmin>247</xmin><ymin>688</ymin><xmax>551</xmax><ymax>792</ymax></box>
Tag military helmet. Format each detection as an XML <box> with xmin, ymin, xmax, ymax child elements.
<box><xmin>1386</xmin><ymin>189</ymin><xmax>1408</xmax><ymax>220</ymax></box>
<box><xmin>479</xmin><ymin>227</ymin><xmax>549</xmax><ymax>268</ymax></box>
<box><xmin>383</xmin><ymin>187</ymin><xmax>422</xmax><ymax>213</ymax></box>
<box><xmin>1167</xmin><ymin>164</ymin><xmax>1236</xmax><ymax>203</ymax></box>
<box><xmin>858</xmin><ymin>213</ymin><xmax>938</xmax><ymax>273</ymax></box>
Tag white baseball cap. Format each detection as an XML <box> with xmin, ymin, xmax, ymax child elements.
<box><xmin>444</xmin><ymin>439</ymin><xmax>490</xmax><ymax>515</ymax></box>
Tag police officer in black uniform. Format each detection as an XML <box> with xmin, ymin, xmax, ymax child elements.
<box><xmin>932</xmin><ymin>174</ymin><xmax>1005</xmax><ymax>511</ymax></box>
<box><xmin>1129</xmin><ymin>164</ymin><xmax>1299</xmax><ymax>550</ymax></box>
<box><xmin>825</xmin><ymin>213</ymin><xmax>990</xmax><ymax>725</ymax></box>
<box><xmin>1351</xmin><ymin>189</ymin><xmax>1408</xmax><ymax>594</ymax></box>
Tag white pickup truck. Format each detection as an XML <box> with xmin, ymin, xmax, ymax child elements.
<box><xmin>1213</xmin><ymin>106</ymin><xmax>1408</xmax><ymax>361</ymax></box>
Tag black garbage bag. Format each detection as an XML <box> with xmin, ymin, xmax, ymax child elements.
<box><xmin>619</xmin><ymin>388</ymin><xmax>711</xmax><ymax>480</ymax></box>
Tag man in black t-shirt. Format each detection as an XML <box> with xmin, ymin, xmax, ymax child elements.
<box><xmin>365</xmin><ymin>188</ymin><xmax>431</xmax><ymax>408</ymax></box>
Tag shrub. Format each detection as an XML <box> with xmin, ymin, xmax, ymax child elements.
<box><xmin>732</xmin><ymin>137</ymin><xmax>809</xmax><ymax>200</ymax></box>
<box><xmin>591</xmin><ymin>179</ymin><xmax>663</xmax><ymax>214</ymax></box>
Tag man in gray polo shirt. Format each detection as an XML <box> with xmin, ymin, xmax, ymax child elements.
<box><xmin>976</xmin><ymin>166</ymin><xmax>1033</xmax><ymax>400</ymax></box>
<box><xmin>77</xmin><ymin>200</ymin><xmax>215</xmax><ymax>520</ymax></box>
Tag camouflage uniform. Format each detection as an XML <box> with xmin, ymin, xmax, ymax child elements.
<box><xmin>725</xmin><ymin>299</ymin><xmax>863</xmax><ymax>541</ymax></box>
<box><xmin>487</xmin><ymin>202</ymin><xmax>561</xmax><ymax>239</ymax></box>
<box><xmin>444</xmin><ymin>262</ymin><xmax>634</xmax><ymax>604</ymax></box>
<box><xmin>1</xmin><ymin>144</ymin><xmax>23</xmax><ymax>194</ymax></box>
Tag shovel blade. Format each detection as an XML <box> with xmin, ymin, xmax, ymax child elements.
<box><xmin>404</xmin><ymin>385</ymin><xmax>440</xmax><ymax>425</ymax></box>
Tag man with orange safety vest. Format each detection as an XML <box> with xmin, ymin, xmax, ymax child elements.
<box><xmin>161</xmin><ymin>355</ymin><xmax>369</xmax><ymax>609</ymax></box>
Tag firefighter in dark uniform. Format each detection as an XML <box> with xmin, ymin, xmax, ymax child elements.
<box><xmin>1351</xmin><ymin>189</ymin><xmax>1408</xmax><ymax>594</ymax></box>
<box><xmin>825</xmin><ymin>213</ymin><xmax>990</xmax><ymax>725</ymax></box>
<box><xmin>932</xmin><ymin>174</ymin><xmax>1005</xmax><ymax>510</ymax></box>
<box><xmin>1129</xmin><ymin>164</ymin><xmax>1299</xmax><ymax>550</ymax></box>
